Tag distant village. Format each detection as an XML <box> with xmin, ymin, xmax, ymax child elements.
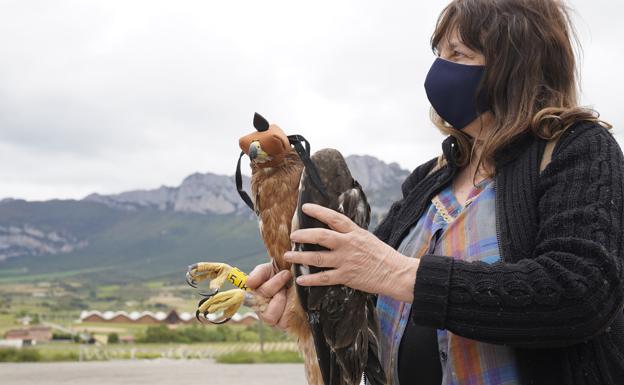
<box><xmin>1</xmin><ymin>309</ymin><xmax>259</xmax><ymax>347</ymax></box>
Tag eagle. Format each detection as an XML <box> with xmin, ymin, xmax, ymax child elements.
<box><xmin>186</xmin><ymin>113</ymin><xmax>385</xmax><ymax>385</ymax></box>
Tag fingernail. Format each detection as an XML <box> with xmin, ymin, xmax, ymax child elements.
<box><xmin>296</xmin><ymin>277</ymin><xmax>304</xmax><ymax>285</ymax></box>
<box><xmin>284</xmin><ymin>252</ymin><xmax>292</xmax><ymax>261</ymax></box>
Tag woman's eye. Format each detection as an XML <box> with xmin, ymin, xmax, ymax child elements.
<box><xmin>453</xmin><ymin>50</ymin><xmax>466</xmax><ymax>58</ymax></box>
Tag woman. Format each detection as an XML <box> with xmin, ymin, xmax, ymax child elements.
<box><xmin>247</xmin><ymin>0</ymin><xmax>624</xmax><ymax>384</ymax></box>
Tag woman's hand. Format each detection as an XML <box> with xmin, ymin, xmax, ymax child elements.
<box><xmin>284</xmin><ymin>203</ymin><xmax>419</xmax><ymax>303</ymax></box>
<box><xmin>246</xmin><ymin>263</ymin><xmax>292</xmax><ymax>329</ymax></box>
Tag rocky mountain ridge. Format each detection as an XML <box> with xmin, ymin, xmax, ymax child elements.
<box><xmin>83</xmin><ymin>155</ymin><xmax>410</xmax><ymax>218</ymax></box>
<box><xmin>0</xmin><ymin>154</ymin><xmax>410</xmax><ymax>265</ymax></box>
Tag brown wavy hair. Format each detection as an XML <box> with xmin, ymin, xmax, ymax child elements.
<box><xmin>429</xmin><ymin>0</ymin><xmax>611</xmax><ymax>179</ymax></box>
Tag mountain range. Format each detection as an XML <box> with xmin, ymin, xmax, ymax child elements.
<box><xmin>0</xmin><ymin>155</ymin><xmax>410</xmax><ymax>284</ymax></box>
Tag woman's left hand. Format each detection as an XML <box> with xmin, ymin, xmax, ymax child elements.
<box><xmin>284</xmin><ymin>203</ymin><xmax>419</xmax><ymax>303</ymax></box>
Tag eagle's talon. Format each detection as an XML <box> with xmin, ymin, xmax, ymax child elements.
<box><xmin>208</xmin><ymin>317</ymin><xmax>231</xmax><ymax>325</ymax></box>
<box><xmin>194</xmin><ymin>309</ymin><xmax>231</xmax><ymax>324</ymax></box>
<box><xmin>198</xmin><ymin>288</ymin><xmax>219</xmax><ymax>298</ymax></box>
<box><xmin>186</xmin><ymin>262</ymin><xmax>233</xmax><ymax>294</ymax></box>
<box><xmin>194</xmin><ymin>288</ymin><xmax>245</xmax><ymax>325</ymax></box>
<box><xmin>196</xmin><ymin>296</ymin><xmax>210</xmax><ymax>308</ymax></box>
<box><xmin>185</xmin><ymin>271</ymin><xmax>198</xmax><ymax>288</ymax></box>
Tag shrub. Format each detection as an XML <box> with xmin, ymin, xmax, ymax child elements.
<box><xmin>236</xmin><ymin>330</ymin><xmax>259</xmax><ymax>342</ymax></box>
<box><xmin>135</xmin><ymin>323</ymin><xmax>281</xmax><ymax>344</ymax></box>
<box><xmin>0</xmin><ymin>348</ymin><xmax>41</xmax><ymax>362</ymax></box>
<box><xmin>179</xmin><ymin>326</ymin><xmax>225</xmax><ymax>343</ymax></box>
<box><xmin>44</xmin><ymin>350</ymin><xmax>78</xmax><ymax>362</ymax></box>
<box><xmin>215</xmin><ymin>350</ymin><xmax>303</xmax><ymax>364</ymax></box>
<box><xmin>216</xmin><ymin>325</ymin><xmax>236</xmax><ymax>341</ymax></box>
<box><xmin>107</xmin><ymin>332</ymin><xmax>119</xmax><ymax>344</ymax></box>
<box><xmin>52</xmin><ymin>332</ymin><xmax>74</xmax><ymax>340</ymax></box>
<box><xmin>136</xmin><ymin>325</ymin><xmax>190</xmax><ymax>343</ymax></box>
<box><xmin>135</xmin><ymin>351</ymin><xmax>161</xmax><ymax>359</ymax></box>
<box><xmin>247</xmin><ymin>324</ymin><xmax>290</xmax><ymax>342</ymax></box>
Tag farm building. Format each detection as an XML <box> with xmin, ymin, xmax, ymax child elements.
<box><xmin>4</xmin><ymin>326</ymin><xmax>53</xmax><ymax>345</ymax></box>
<box><xmin>79</xmin><ymin>309</ymin><xmax>258</xmax><ymax>326</ymax></box>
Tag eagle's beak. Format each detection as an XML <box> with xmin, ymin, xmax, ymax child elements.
<box><xmin>249</xmin><ymin>141</ymin><xmax>272</xmax><ymax>164</ymax></box>
<box><xmin>249</xmin><ymin>142</ymin><xmax>258</xmax><ymax>161</ymax></box>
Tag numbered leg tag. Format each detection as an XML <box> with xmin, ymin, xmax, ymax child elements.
<box><xmin>227</xmin><ymin>267</ymin><xmax>249</xmax><ymax>291</ymax></box>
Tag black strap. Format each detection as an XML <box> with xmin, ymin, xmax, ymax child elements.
<box><xmin>235</xmin><ymin>134</ymin><xmax>329</xmax><ymax>213</ymax></box>
<box><xmin>287</xmin><ymin>134</ymin><xmax>329</xmax><ymax>200</ymax></box>
<box><xmin>236</xmin><ymin>150</ymin><xmax>255</xmax><ymax>211</ymax></box>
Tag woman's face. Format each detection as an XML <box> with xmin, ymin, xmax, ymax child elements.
<box><xmin>436</xmin><ymin>29</ymin><xmax>485</xmax><ymax>66</ymax></box>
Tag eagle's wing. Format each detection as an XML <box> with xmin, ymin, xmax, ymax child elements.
<box><xmin>292</xmin><ymin>148</ymin><xmax>386</xmax><ymax>385</ymax></box>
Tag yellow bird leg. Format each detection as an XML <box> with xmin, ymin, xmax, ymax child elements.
<box><xmin>186</xmin><ymin>262</ymin><xmax>233</xmax><ymax>292</ymax></box>
<box><xmin>197</xmin><ymin>289</ymin><xmax>245</xmax><ymax>319</ymax></box>
<box><xmin>190</xmin><ymin>264</ymin><xmax>264</xmax><ymax>323</ymax></box>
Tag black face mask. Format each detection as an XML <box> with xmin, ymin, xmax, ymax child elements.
<box><xmin>235</xmin><ymin>113</ymin><xmax>328</xmax><ymax>213</ymax></box>
<box><xmin>424</xmin><ymin>58</ymin><xmax>489</xmax><ymax>130</ymax></box>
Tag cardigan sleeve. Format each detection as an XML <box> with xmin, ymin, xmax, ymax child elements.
<box><xmin>409</xmin><ymin>125</ymin><xmax>624</xmax><ymax>348</ymax></box>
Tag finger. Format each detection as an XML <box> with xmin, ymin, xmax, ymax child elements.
<box><xmin>259</xmin><ymin>290</ymin><xmax>287</xmax><ymax>326</ymax></box>
<box><xmin>284</xmin><ymin>250</ymin><xmax>337</xmax><ymax>268</ymax></box>
<box><xmin>296</xmin><ymin>268</ymin><xmax>341</xmax><ymax>287</ymax></box>
<box><xmin>255</xmin><ymin>270</ymin><xmax>292</xmax><ymax>298</ymax></box>
<box><xmin>301</xmin><ymin>203</ymin><xmax>358</xmax><ymax>233</ymax></box>
<box><xmin>246</xmin><ymin>263</ymin><xmax>274</xmax><ymax>290</ymax></box>
<box><xmin>276</xmin><ymin>314</ymin><xmax>290</xmax><ymax>330</ymax></box>
<box><xmin>290</xmin><ymin>228</ymin><xmax>341</xmax><ymax>249</ymax></box>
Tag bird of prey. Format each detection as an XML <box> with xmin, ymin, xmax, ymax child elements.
<box><xmin>186</xmin><ymin>113</ymin><xmax>385</xmax><ymax>385</ymax></box>
<box><xmin>292</xmin><ymin>148</ymin><xmax>385</xmax><ymax>385</ymax></box>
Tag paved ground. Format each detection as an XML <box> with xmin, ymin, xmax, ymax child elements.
<box><xmin>0</xmin><ymin>359</ymin><xmax>307</xmax><ymax>385</ymax></box>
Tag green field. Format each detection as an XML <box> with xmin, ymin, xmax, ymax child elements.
<box><xmin>0</xmin><ymin>200</ymin><xmax>268</xmax><ymax>287</ymax></box>
<box><xmin>0</xmin><ymin>273</ymin><xmax>298</xmax><ymax>364</ymax></box>
<box><xmin>0</xmin><ymin>340</ymin><xmax>299</xmax><ymax>362</ymax></box>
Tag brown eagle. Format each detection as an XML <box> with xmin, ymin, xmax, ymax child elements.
<box><xmin>186</xmin><ymin>113</ymin><xmax>385</xmax><ymax>385</ymax></box>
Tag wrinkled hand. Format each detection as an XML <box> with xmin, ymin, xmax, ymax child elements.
<box><xmin>284</xmin><ymin>203</ymin><xmax>419</xmax><ymax>303</ymax></box>
<box><xmin>246</xmin><ymin>263</ymin><xmax>292</xmax><ymax>329</ymax></box>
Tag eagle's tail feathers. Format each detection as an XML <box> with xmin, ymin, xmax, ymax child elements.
<box><xmin>363</xmin><ymin>298</ymin><xmax>387</xmax><ymax>385</ymax></box>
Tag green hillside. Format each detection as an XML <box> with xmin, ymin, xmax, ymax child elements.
<box><xmin>0</xmin><ymin>200</ymin><xmax>266</xmax><ymax>285</ymax></box>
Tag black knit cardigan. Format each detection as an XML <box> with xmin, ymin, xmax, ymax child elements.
<box><xmin>373</xmin><ymin>121</ymin><xmax>624</xmax><ymax>385</ymax></box>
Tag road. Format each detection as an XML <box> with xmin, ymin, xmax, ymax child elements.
<box><xmin>0</xmin><ymin>359</ymin><xmax>307</xmax><ymax>385</ymax></box>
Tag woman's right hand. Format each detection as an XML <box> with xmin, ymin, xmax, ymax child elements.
<box><xmin>246</xmin><ymin>262</ymin><xmax>292</xmax><ymax>329</ymax></box>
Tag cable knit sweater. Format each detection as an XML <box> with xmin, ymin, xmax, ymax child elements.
<box><xmin>373</xmin><ymin>121</ymin><xmax>624</xmax><ymax>385</ymax></box>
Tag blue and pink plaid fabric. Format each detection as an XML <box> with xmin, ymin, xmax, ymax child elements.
<box><xmin>376</xmin><ymin>177</ymin><xmax>519</xmax><ymax>385</ymax></box>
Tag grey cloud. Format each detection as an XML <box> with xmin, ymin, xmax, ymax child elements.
<box><xmin>0</xmin><ymin>0</ymin><xmax>621</xmax><ymax>200</ymax></box>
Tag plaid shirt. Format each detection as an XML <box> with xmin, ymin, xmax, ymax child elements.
<box><xmin>375</xmin><ymin>177</ymin><xmax>520</xmax><ymax>385</ymax></box>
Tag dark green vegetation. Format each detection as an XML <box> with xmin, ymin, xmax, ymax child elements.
<box><xmin>0</xmin><ymin>347</ymin><xmax>42</xmax><ymax>362</ymax></box>
<box><xmin>0</xmin><ymin>199</ymin><xmax>266</xmax><ymax>285</ymax></box>
<box><xmin>215</xmin><ymin>350</ymin><xmax>304</xmax><ymax>364</ymax></box>
<box><xmin>135</xmin><ymin>324</ymin><xmax>289</xmax><ymax>344</ymax></box>
<box><xmin>0</xmin><ymin>347</ymin><xmax>82</xmax><ymax>362</ymax></box>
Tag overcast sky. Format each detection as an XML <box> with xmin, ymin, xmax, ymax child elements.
<box><xmin>0</xmin><ymin>0</ymin><xmax>622</xmax><ymax>201</ymax></box>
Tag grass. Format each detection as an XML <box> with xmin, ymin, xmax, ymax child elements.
<box><xmin>0</xmin><ymin>313</ymin><xmax>17</xmax><ymax>335</ymax></box>
<box><xmin>0</xmin><ymin>267</ymin><xmax>114</xmax><ymax>284</ymax></box>
<box><xmin>215</xmin><ymin>350</ymin><xmax>304</xmax><ymax>364</ymax></box>
<box><xmin>0</xmin><ymin>341</ymin><xmax>300</xmax><ymax>362</ymax></box>
<box><xmin>0</xmin><ymin>348</ymin><xmax>42</xmax><ymax>362</ymax></box>
<box><xmin>0</xmin><ymin>268</ymin><xmax>28</xmax><ymax>278</ymax></box>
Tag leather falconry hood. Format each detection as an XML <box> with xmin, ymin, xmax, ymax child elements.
<box><xmin>235</xmin><ymin>112</ymin><xmax>328</xmax><ymax>213</ymax></box>
<box><xmin>238</xmin><ymin>113</ymin><xmax>291</xmax><ymax>169</ymax></box>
